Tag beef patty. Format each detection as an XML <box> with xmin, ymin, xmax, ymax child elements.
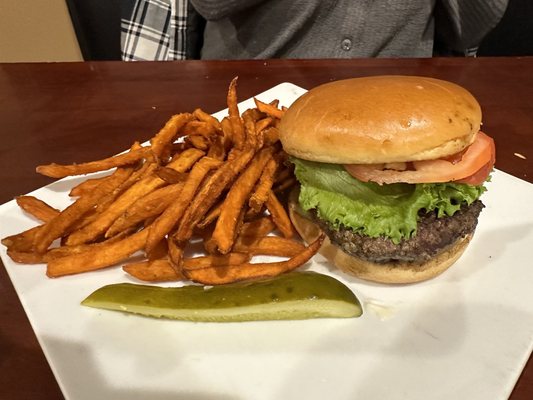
<box><xmin>312</xmin><ymin>200</ymin><xmax>484</xmax><ymax>264</ymax></box>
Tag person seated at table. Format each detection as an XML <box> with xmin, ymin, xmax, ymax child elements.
<box><xmin>122</xmin><ymin>0</ymin><xmax>509</xmax><ymax>60</ymax></box>
<box><xmin>190</xmin><ymin>0</ymin><xmax>509</xmax><ymax>58</ymax></box>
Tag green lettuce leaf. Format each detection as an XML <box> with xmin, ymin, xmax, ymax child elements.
<box><xmin>291</xmin><ymin>157</ymin><xmax>486</xmax><ymax>244</ymax></box>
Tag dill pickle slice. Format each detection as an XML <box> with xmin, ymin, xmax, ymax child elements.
<box><xmin>81</xmin><ymin>271</ymin><xmax>363</xmax><ymax>322</ymax></box>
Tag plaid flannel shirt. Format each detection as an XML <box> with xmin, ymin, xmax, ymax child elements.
<box><xmin>121</xmin><ymin>0</ymin><xmax>189</xmax><ymax>61</ymax></box>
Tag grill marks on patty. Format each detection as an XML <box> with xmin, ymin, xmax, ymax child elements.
<box><xmin>312</xmin><ymin>200</ymin><xmax>484</xmax><ymax>264</ymax></box>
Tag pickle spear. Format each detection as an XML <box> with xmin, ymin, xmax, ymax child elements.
<box><xmin>81</xmin><ymin>271</ymin><xmax>362</xmax><ymax>322</ymax></box>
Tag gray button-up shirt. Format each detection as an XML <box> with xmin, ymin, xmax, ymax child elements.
<box><xmin>190</xmin><ymin>0</ymin><xmax>509</xmax><ymax>59</ymax></box>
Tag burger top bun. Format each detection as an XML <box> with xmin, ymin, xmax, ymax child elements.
<box><xmin>279</xmin><ymin>76</ymin><xmax>482</xmax><ymax>164</ymax></box>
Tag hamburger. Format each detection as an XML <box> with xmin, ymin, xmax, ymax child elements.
<box><xmin>279</xmin><ymin>76</ymin><xmax>495</xmax><ymax>284</ymax></box>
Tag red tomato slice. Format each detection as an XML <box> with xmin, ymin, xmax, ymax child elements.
<box><xmin>456</xmin><ymin>135</ymin><xmax>496</xmax><ymax>184</ymax></box>
<box><xmin>344</xmin><ymin>132</ymin><xmax>495</xmax><ymax>185</ymax></box>
<box><xmin>455</xmin><ymin>159</ymin><xmax>492</xmax><ymax>185</ymax></box>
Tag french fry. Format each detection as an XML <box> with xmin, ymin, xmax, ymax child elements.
<box><xmin>105</xmin><ymin>182</ymin><xmax>184</xmax><ymax>237</ymax></box>
<box><xmin>204</xmin><ymin>207</ymin><xmax>245</xmax><ymax>255</ymax></box>
<box><xmin>193</xmin><ymin>108</ymin><xmax>222</xmax><ymax>132</ymax></box>
<box><xmin>6</xmin><ymin>249</ymin><xmax>45</xmax><ymax>264</ymax></box>
<box><xmin>266</xmin><ymin>190</ymin><xmax>294</xmax><ymax>239</ymax></box>
<box><xmin>85</xmin><ymin>160</ymin><xmax>154</xmax><ymax>220</ymax></box>
<box><xmin>2</xmin><ymin>225</ymin><xmax>42</xmax><ymax>253</ymax></box>
<box><xmin>40</xmin><ymin>231</ymin><xmax>135</xmax><ymax>264</ymax></box>
<box><xmin>146</xmin><ymin>237</ymin><xmax>168</xmax><ymax>261</ymax></box>
<box><xmin>123</xmin><ymin>253</ymin><xmax>251</xmax><ymax>282</ymax></box>
<box><xmin>174</xmin><ymin>147</ymin><xmax>256</xmax><ymax>243</ymax></box>
<box><xmin>182</xmin><ymin>120</ymin><xmax>217</xmax><ymax>140</ymax></box>
<box><xmin>32</xmin><ymin>166</ymin><xmax>135</xmax><ymax>253</ymax></box>
<box><xmin>167</xmin><ymin>237</ymin><xmax>185</xmax><ymax>273</ymax></box>
<box><xmin>150</xmin><ymin>113</ymin><xmax>193</xmax><ymax>158</ymax></box>
<box><xmin>107</xmin><ymin>159</ymin><xmax>154</xmax><ymax>195</ymax></box>
<box><xmin>36</xmin><ymin>146</ymin><xmax>151</xmax><ymax>178</ymax></box>
<box><xmin>211</xmin><ymin>146</ymin><xmax>275</xmax><ymax>254</ymax></box>
<box><xmin>207</xmin><ymin>134</ymin><xmax>226</xmax><ymax>161</ymax></box>
<box><xmin>196</xmin><ymin>201</ymin><xmax>222</xmax><ymax>229</ymax></box>
<box><xmin>243</xmin><ymin>206</ymin><xmax>265</xmax><ymax>222</ymax></box>
<box><xmin>155</xmin><ymin>167</ymin><xmax>188</xmax><ymax>184</ymax></box>
<box><xmin>184</xmin><ymin>233</ymin><xmax>325</xmax><ymax>285</ymax></box>
<box><xmin>46</xmin><ymin>229</ymin><xmax>149</xmax><ymax>277</ymax></box>
<box><xmin>165</xmin><ymin>148</ymin><xmax>205</xmax><ymax>171</ymax></box>
<box><xmin>263</xmin><ymin>127</ymin><xmax>280</xmax><ymax>146</ymax></box>
<box><xmin>255</xmin><ymin>117</ymin><xmax>274</xmax><ymax>134</ymax></box>
<box><xmin>182</xmin><ymin>252</ymin><xmax>251</xmax><ymax>270</ymax></box>
<box><xmin>243</xmin><ymin>110</ymin><xmax>259</xmax><ymax>149</ymax></box>
<box><xmin>234</xmin><ymin>236</ymin><xmax>305</xmax><ymax>257</ymax></box>
<box><xmin>69</xmin><ymin>175</ymin><xmax>111</xmax><ymax>197</ymax></box>
<box><xmin>254</xmin><ymin>98</ymin><xmax>284</xmax><ymax>119</ymax></box>
<box><xmin>146</xmin><ymin>157</ymin><xmax>222</xmax><ymax>253</ymax></box>
<box><xmin>185</xmin><ymin>134</ymin><xmax>210</xmax><ymax>150</ymax></box>
<box><xmin>16</xmin><ymin>196</ymin><xmax>59</xmax><ymax>223</ymax></box>
<box><xmin>242</xmin><ymin>107</ymin><xmax>265</xmax><ymax>122</ymax></box>
<box><xmin>227</xmin><ymin>77</ymin><xmax>245</xmax><ymax>149</ymax></box>
<box><xmin>249</xmin><ymin>157</ymin><xmax>278</xmax><ymax>212</ymax></box>
<box><xmin>238</xmin><ymin>216</ymin><xmax>276</xmax><ymax>238</ymax></box>
<box><xmin>220</xmin><ymin>117</ymin><xmax>234</xmax><ymax>149</ymax></box>
<box><xmin>123</xmin><ymin>259</ymin><xmax>184</xmax><ymax>282</ymax></box>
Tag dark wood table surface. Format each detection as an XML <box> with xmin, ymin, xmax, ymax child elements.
<box><xmin>0</xmin><ymin>58</ymin><xmax>532</xmax><ymax>399</ymax></box>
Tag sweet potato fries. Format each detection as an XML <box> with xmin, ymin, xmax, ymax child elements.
<box><xmin>2</xmin><ymin>77</ymin><xmax>322</xmax><ymax>285</ymax></box>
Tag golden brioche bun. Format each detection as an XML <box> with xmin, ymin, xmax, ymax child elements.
<box><xmin>279</xmin><ymin>75</ymin><xmax>482</xmax><ymax>164</ymax></box>
<box><xmin>288</xmin><ymin>192</ymin><xmax>472</xmax><ymax>284</ymax></box>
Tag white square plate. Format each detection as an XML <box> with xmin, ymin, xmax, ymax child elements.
<box><xmin>1</xmin><ymin>83</ymin><xmax>533</xmax><ymax>400</ymax></box>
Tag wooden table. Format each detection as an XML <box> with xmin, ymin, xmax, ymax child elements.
<box><xmin>0</xmin><ymin>58</ymin><xmax>532</xmax><ymax>399</ymax></box>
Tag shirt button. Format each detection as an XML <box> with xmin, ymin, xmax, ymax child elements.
<box><xmin>341</xmin><ymin>38</ymin><xmax>352</xmax><ymax>51</ymax></box>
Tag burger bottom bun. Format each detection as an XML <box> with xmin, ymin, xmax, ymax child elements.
<box><xmin>288</xmin><ymin>196</ymin><xmax>472</xmax><ymax>284</ymax></box>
